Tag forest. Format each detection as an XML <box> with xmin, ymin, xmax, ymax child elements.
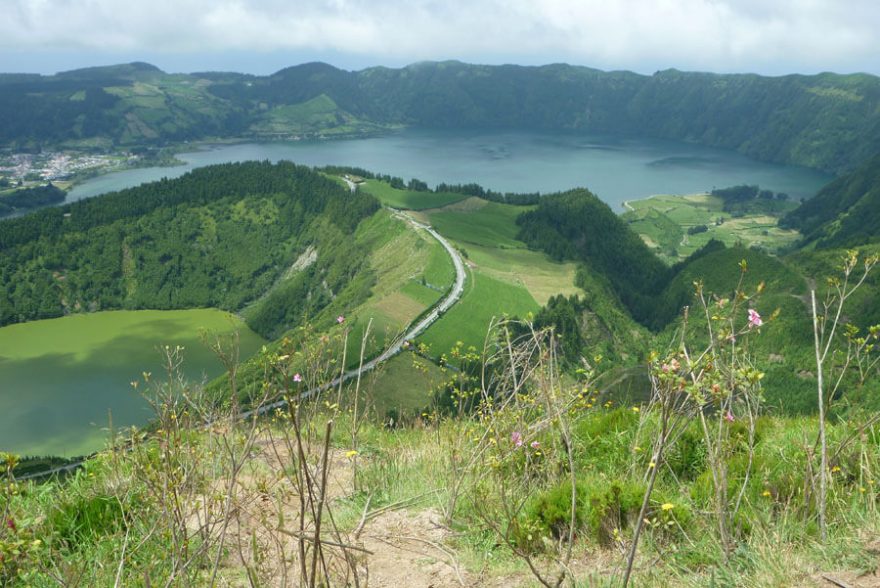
<box><xmin>0</xmin><ymin>161</ymin><xmax>380</xmax><ymax>337</ymax></box>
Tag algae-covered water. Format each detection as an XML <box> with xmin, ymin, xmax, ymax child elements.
<box><xmin>0</xmin><ymin>309</ymin><xmax>265</xmax><ymax>457</ymax></box>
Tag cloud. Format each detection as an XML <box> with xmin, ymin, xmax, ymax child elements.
<box><xmin>2</xmin><ymin>0</ymin><xmax>878</xmax><ymax>74</ymax></box>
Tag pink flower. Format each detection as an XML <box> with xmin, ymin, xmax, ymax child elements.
<box><xmin>511</xmin><ymin>431</ymin><xmax>523</xmax><ymax>448</ymax></box>
<box><xmin>530</xmin><ymin>441</ymin><xmax>541</xmax><ymax>449</ymax></box>
<box><xmin>748</xmin><ymin>309</ymin><xmax>763</xmax><ymax>328</ymax></box>
<box><xmin>293</xmin><ymin>373</ymin><xmax>303</xmax><ymax>383</ymax></box>
<box><xmin>336</xmin><ymin>315</ymin><xmax>345</xmax><ymax>324</ymax></box>
<box><xmin>6</xmin><ymin>518</ymin><xmax>15</xmax><ymax>531</ymax></box>
<box><xmin>724</xmin><ymin>411</ymin><xmax>735</xmax><ymax>423</ymax></box>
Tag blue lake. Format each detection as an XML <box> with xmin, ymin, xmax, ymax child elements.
<box><xmin>68</xmin><ymin>128</ymin><xmax>832</xmax><ymax>210</ymax></box>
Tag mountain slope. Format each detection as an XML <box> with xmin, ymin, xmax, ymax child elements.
<box><xmin>781</xmin><ymin>153</ymin><xmax>880</xmax><ymax>248</ymax></box>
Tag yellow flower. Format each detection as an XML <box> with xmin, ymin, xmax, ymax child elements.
<box><xmin>661</xmin><ymin>503</ymin><xmax>674</xmax><ymax>511</ymax></box>
<box><xmin>345</xmin><ymin>450</ymin><xmax>358</xmax><ymax>458</ymax></box>
<box><xmin>632</xmin><ymin>406</ymin><xmax>640</xmax><ymax>413</ymax></box>
<box><xmin>762</xmin><ymin>490</ymin><xmax>771</xmax><ymax>497</ymax></box>
<box><xmin>831</xmin><ymin>465</ymin><xmax>841</xmax><ymax>473</ymax></box>
<box><xmin>648</xmin><ymin>461</ymin><xmax>656</xmax><ymax>468</ymax></box>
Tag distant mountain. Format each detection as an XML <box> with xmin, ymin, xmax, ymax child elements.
<box><xmin>2</xmin><ymin>61</ymin><xmax>880</xmax><ymax>173</ymax></box>
<box><xmin>781</xmin><ymin>154</ymin><xmax>880</xmax><ymax>248</ymax></box>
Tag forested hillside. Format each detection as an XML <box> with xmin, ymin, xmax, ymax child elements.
<box><xmin>515</xmin><ymin>188</ymin><xmax>669</xmax><ymax>327</ymax></box>
<box><xmin>3</xmin><ymin>61</ymin><xmax>880</xmax><ymax>173</ymax></box>
<box><xmin>0</xmin><ymin>161</ymin><xmax>380</xmax><ymax>337</ymax></box>
<box><xmin>781</xmin><ymin>153</ymin><xmax>880</xmax><ymax>247</ymax></box>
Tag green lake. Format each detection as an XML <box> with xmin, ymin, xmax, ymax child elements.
<box><xmin>0</xmin><ymin>310</ymin><xmax>265</xmax><ymax>457</ymax></box>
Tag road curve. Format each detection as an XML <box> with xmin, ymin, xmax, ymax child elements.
<box><xmin>246</xmin><ymin>208</ymin><xmax>467</xmax><ymax>418</ymax></box>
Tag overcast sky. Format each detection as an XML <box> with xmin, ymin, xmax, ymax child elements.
<box><xmin>2</xmin><ymin>0</ymin><xmax>878</xmax><ymax>76</ymax></box>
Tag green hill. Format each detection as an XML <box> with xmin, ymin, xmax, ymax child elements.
<box><xmin>0</xmin><ymin>161</ymin><xmax>380</xmax><ymax>338</ymax></box>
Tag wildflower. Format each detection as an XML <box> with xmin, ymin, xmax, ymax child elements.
<box><xmin>337</xmin><ymin>315</ymin><xmax>345</xmax><ymax>324</ymax></box>
<box><xmin>293</xmin><ymin>373</ymin><xmax>303</xmax><ymax>383</ymax></box>
<box><xmin>748</xmin><ymin>309</ymin><xmax>763</xmax><ymax>328</ymax></box>
<box><xmin>530</xmin><ymin>441</ymin><xmax>541</xmax><ymax>449</ymax></box>
<box><xmin>648</xmin><ymin>461</ymin><xmax>656</xmax><ymax>469</ymax></box>
<box><xmin>6</xmin><ymin>518</ymin><xmax>15</xmax><ymax>531</ymax></box>
<box><xmin>724</xmin><ymin>411</ymin><xmax>735</xmax><ymax>423</ymax></box>
<box><xmin>661</xmin><ymin>503</ymin><xmax>675</xmax><ymax>511</ymax></box>
<box><xmin>762</xmin><ymin>490</ymin><xmax>771</xmax><ymax>497</ymax></box>
<box><xmin>345</xmin><ymin>450</ymin><xmax>358</xmax><ymax>458</ymax></box>
<box><xmin>632</xmin><ymin>406</ymin><xmax>640</xmax><ymax>413</ymax></box>
<box><xmin>511</xmin><ymin>431</ymin><xmax>524</xmax><ymax>448</ymax></box>
<box><xmin>831</xmin><ymin>465</ymin><xmax>841</xmax><ymax>473</ymax></box>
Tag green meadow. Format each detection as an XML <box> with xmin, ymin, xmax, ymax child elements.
<box><xmin>0</xmin><ymin>309</ymin><xmax>265</xmax><ymax>457</ymax></box>
<box><xmin>418</xmin><ymin>269</ymin><xmax>540</xmax><ymax>355</ymax></box>
<box><xmin>422</xmin><ymin>197</ymin><xmax>533</xmax><ymax>248</ymax></box>
<box><xmin>359</xmin><ymin>180</ymin><xmax>470</xmax><ymax>210</ymax></box>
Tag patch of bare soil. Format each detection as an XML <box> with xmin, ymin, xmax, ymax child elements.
<box><xmin>810</xmin><ymin>571</ymin><xmax>880</xmax><ymax>588</ymax></box>
<box><xmin>359</xmin><ymin>508</ymin><xmax>473</xmax><ymax>587</ymax></box>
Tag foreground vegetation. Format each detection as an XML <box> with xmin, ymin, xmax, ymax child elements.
<box><xmin>3</xmin><ymin>285</ymin><xmax>880</xmax><ymax>586</ymax></box>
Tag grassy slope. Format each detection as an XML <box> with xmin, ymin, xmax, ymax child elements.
<box><xmin>342</xmin><ymin>210</ymin><xmax>453</xmax><ymax>360</ymax></box>
<box><xmin>359</xmin><ymin>180</ymin><xmax>470</xmax><ymax>210</ymax></box>
<box><xmin>11</xmin><ymin>406</ymin><xmax>880</xmax><ymax>586</ymax></box>
<box><xmin>422</xmin><ymin>197</ymin><xmax>532</xmax><ymax>248</ymax></box>
<box><xmin>418</xmin><ymin>268</ymin><xmax>540</xmax><ymax>355</ymax></box>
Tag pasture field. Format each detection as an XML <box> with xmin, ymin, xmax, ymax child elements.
<box><xmin>359</xmin><ymin>180</ymin><xmax>470</xmax><ymax>210</ymax></box>
<box><xmin>0</xmin><ymin>309</ymin><xmax>265</xmax><ymax>457</ymax></box>
<box><xmin>422</xmin><ymin>197</ymin><xmax>533</xmax><ymax>248</ymax></box>
<box><xmin>417</xmin><ymin>269</ymin><xmax>539</xmax><ymax>356</ymax></box>
<box><xmin>623</xmin><ymin>193</ymin><xmax>801</xmax><ymax>262</ymax></box>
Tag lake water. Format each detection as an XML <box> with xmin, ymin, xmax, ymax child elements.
<box><xmin>68</xmin><ymin>129</ymin><xmax>833</xmax><ymax>209</ymax></box>
<box><xmin>0</xmin><ymin>310</ymin><xmax>265</xmax><ymax>457</ymax></box>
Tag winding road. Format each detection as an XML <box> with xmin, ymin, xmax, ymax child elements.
<box><xmin>246</xmin><ymin>208</ymin><xmax>467</xmax><ymax>417</ymax></box>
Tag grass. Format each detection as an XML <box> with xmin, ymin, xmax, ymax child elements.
<box><xmin>422</xmin><ymin>197</ymin><xmax>533</xmax><ymax>248</ymax></box>
<box><xmin>623</xmin><ymin>193</ymin><xmax>801</xmax><ymax>263</ymax></box>
<box><xmin>349</xmin><ymin>352</ymin><xmax>448</xmax><ymax>420</ymax></box>
<box><xmin>463</xmin><ymin>243</ymin><xmax>581</xmax><ymax>306</ymax></box>
<box><xmin>249</xmin><ymin>94</ymin><xmax>382</xmax><ymax>136</ymax></box>
<box><xmin>0</xmin><ymin>309</ymin><xmax>265</xmax><ymax>457</ymax></box>
<box><xmin>359</xmin><ymin>180</ymin><xmax>470</xmax><ymax>210</ymax></box>
<box><xmin>418</xmin><ymin>269</ymin><xmax>540</xmax><ymax>355</ymax></box>
<box><xmin>10</xmin><ymin>403</ymin><xmax>880</xmax><ymax>586</ymax></box>
<box><xmin>415</xmin><ymin>197</ymin><xmax>580</xmax><ymax>305</ymax></box>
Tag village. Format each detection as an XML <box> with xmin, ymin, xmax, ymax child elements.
<box><xmin>0</xmin><ymin>150</ymin><xmax>137</xmax><ymax>185</ymax></box>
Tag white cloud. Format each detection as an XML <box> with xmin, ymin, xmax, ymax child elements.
<box><xmin>2</xmin><ymin>0</ymin><xmax>878</xmax><ymax>74</ymax></box>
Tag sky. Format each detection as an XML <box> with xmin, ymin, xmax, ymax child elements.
<box><xmin>2</xmin><ymin>0</ymin><xmax>878</xmax><ymax>76</ymax></box>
